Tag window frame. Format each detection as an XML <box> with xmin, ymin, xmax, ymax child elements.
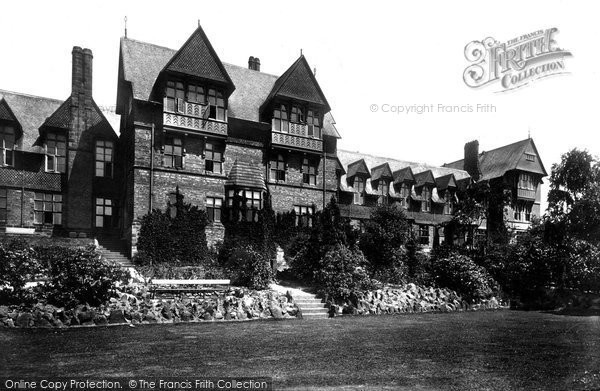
<box><xmin>302</xmin><ymin>158</ymin><xmax>317</xmax><ymax>186</ymax></box>
<box><xmin>45</xmin><ymin>132</ymin><xmax>66</xmax><ymax>173</ymax></box>
<box><xmin>205</xmin><ymin>197</ymin><xmax>223</xmax><ymax>223</ymax></box>
<box><xmin>353</xmin><ymin>176</ymin><xmax>365</xmax><ymax>205</ymax></box>
<box><xmin>0</xmin><ymin>188</ymin><xmax>7</xmax><ymax>225</ymax></box>
<box><xmin>0</xmin><ymin>125</ymin><xmax>16</xmax><ymax>167</ymax></box>
<box><xmin>163</xmin><ymin>135</ymin><xmax>184</xmax><ymax>169</ymax></box>
<box><xmin>306</xmin><ymin>110</ymin><xmax>321</xmax><ymax>139</ymax></box>
<box><xmin>95</xmin><ymin>197</ymin><xmax>114</xmax><ymax>228</ymax></box>
<box><xmin>34</xmin><ymin>192</ymin><xmax>62</xmax><ymax>226</ymax></box>
<box><xmin>270</xmin><ymin>154</ymin><xmax>286</xmax><ymax>182</ymax></box>
<box><xmin>294</xmin><ymin>205</ymin><xmax>315</xmax><ymax>227</ymax></box>
<box><xmin>95</xmin><ymin>140</ymin><xmax>114</xmax><ymax>178</ymax></box>
<box><xmin>420</xmin><ymin>186</ymin><xmax>431</xmax><ymax>212</ymax></box>
<box><xmin>204</xmin><ymin>141</ymin><xmax>223</xmax><ymax>174</ymax></box>
<box><xmin>272</xmin><ymin>104</ymin><xmax>289</xmax><ymax>133</ymax></box>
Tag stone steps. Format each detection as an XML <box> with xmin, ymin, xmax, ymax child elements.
<box><xmin>293</xmin><ymin>295</ymin><xmax>329</xmax><ymax>319</ymax></box>
<box><xmin>96</xmin><ymin>238</ymin><xmax>134</xmax><ymax>268</ymax></box>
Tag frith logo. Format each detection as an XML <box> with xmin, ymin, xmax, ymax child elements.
<box><xmin>463</xmin><ymin>28</ymin><xmax>572</xmax><ymax>92</ymax></box>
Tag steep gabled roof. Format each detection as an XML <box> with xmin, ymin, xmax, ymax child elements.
<box><xmin>162</xmin><ymin>26</ymin><xmax>234</xmax><ymax>91</ymax></box>
<box><xmin>225</xmin><ymin>160</ymin><xmax>266</xmax><ymax>190</ymax></box>
<box><xmin>414</xmin><ymin>170</ymin><xmax>436</xmax><ymax>187</ymax></box>
<box><xmin>43</xmin><ymin>98</ymin><xmax>71</xmax><ymax>129</ymax></box>
<box><xmin>347</xmin><ymin>159</ymin><xmax>371</xmax><ymax>178</ymax></box>
<box><xmin>0</xmin><ymin>98</ymin><xmax>18</xmax><ymax>123</ymax></box>
<box><xmin>371</xmin><ymin>162</ymin><xmax>393</xmax><ymax>182</ymax></box>
<box><xmin>0</xmin><ymin>90</ymin><xmax>63</xmax><ymax>153</ymax></box>
<box><xmin>393</xmin><ymin>167</ymin><xmax>415</xmax><ymax>184</ymax></box>
<box><xmin>435</xmin><ymin>173</ymin><xmax>457</xmax><ymax>190</ymax></box>
<box><xmin>444</xmin><ymin>138</ymin><xmax>547</xmax><ymax>181</ymax></box>
<box><xmin>118</xmin><ymin>38</ymin><xmax>340</xmax><ymax>138</ymax></box>
<box><xmin>261</xmin><ymin>55</ymin><xmax>330</xmax><ymax>111</ymax></box>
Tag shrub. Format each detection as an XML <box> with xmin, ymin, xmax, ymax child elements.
<box><xmin>314</xmin><ymin>244</ymin><xmax>375</xmax><ymax>303</ymax></box>
<box><xmin>223</xmin><ymin>245</ymin><xmax>274</xmax><ymax>290</ymax></box>
<box><xmin>0</xmin><ymin>240</ymin><xmax>43</xmax><ymax>305</ymax></box>
<box><xmin>136</xmin><ymin>190</ymin><xmax>209</xmax><ymax>266</ymax></box>
<box><xmin>370</xmin><ymin>247</ymin><xmax>409</xmax><ymax>285</ymax></box>
<box><xmin>431</xmin><ymin>253</ymin><xmax>499</xmax><ymax>303</ymax></box>
<box><xmin>564</xmin><ymin>240</ymin><xmax>600</xmax><ymax>292</ymax></box>
<box><xmin>38</xmin><ymin>245</ymin><xmax>129</xmax><ymax>308</ymax></box>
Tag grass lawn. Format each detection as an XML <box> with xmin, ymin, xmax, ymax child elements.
<box><xmin>1</xmin><ymin>311</ymin><xmax>599</xmax><ymax>390</ymax></box>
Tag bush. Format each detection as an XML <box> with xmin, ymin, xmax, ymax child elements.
<box><xmin>563</xmin><ymin>240</ymin><xmax>600</xmax><ymax>292</ymax></box>
<box><xmin>136</xmin><ymin>189</ymin><xmax>209</xmax><ymax>266</ymax></box>
<box><xmin>38</xmin><ymin>245</ymin><xmax>129</xmax><ymax>308</ymax></box>
<box><xmin>314</xmin><ymin>244</ymin><xmax>376</xmax><ymax>303</ymax></box>
<box><xmin>223</xmin><ymin>245</ymin><xmax>274</xmax><ymax>290</ymax></box>
<box><xmin>431</xmin><ymin>253</ymin><xmax>499</xmax><ymax>303</ymax></box>
<box><xmin>0</xmin><ymin>240</ymin><xmax>43</xmax><ymax>305</ymax></box>
<box><xmin>370</xmin><ymin>247</ymin><xmax>409</xmax><ymax>285</ymax></box>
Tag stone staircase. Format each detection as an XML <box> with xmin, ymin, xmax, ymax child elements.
<box><xmin>294</xmin><ymin>293</ymin><xmax>329</xmax><ymax>319</ymax></box>
<box><xmin>96</xmin><ymin>237</ymin><xmax>134</xmax><ymax>268</ymax></box>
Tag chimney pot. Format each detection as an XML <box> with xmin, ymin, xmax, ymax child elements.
<box><xmin>464</xmin><ymin>140</ymin><xmax>481</xmax><ymax>182</ymax></box>
<box><xmin>248</xmin><ymin>56</ymin><xmax>260</xmax><ymax>71</ymax></box>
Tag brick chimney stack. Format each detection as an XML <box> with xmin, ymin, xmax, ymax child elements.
<box><xmin>464</xmin><ymin>140</ymin><xmax>481</xmax><ymax>182</ymax></box>
<box><xmin>248</xmin><ymin>56</ymin><xmax>261</xmax><ymax>71</ymax></box>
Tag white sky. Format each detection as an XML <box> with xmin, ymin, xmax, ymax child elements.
<box><xmin>1</xmin><ymin>0</ymin><xmax>598</xmax><ymax>212</ymax></box>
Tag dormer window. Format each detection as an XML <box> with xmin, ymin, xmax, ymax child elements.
<box><xmin>307</xmin><ymin>110</ymin><xmax>321</xmax><ymax>139</ymax></box>
<box><xmin>353</xmin><ymin>176</ymin><xmax>365</xmax><ymax>205</ymax></box>
<box><xmin>0</xmin><ymin>125</ymin><xmax>15</xmax><ymax>167</ymax></box>
<box><xmin>272</xmin><ymin>105</ymin><xmax>289</xmax><ymax>132</ymax></box>
<box><xmin>421</xmin><ymin>186</ymin><xmax>431</xmax><ymax>212</ymax></box>
<box><xmin>443</xmin><ymin>191</ymin><xmax>454</xmax><ymax>215</ymax></box>
<box><xmin>290</xmin><ymin>106</ymin><xmax>304</xmax><ymax>123</ymax></box>
<box><xmin>377</xmin><ymin>180</ymin><xmax>390</xmax><ymax>205</ymax></box>
<box><xmin>165</xmin><ymin>81</ymin><xmax>184</xmax><ymax>112</ymax></box>
<box><xmin>398</xmin><ymin>183</ymin><xmax>410</xmax><ymax>207</ymax></box>
<box><xmin>208</xmin><ymin>88</ymin><xmax>225</xmax><ymax>121</ymax></box>
<box><xmin>45</xmin><ymin>132</ymin><xmax>66</xmax><ymax>173</ymax></box>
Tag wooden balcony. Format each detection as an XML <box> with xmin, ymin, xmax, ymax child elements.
<box><xmin>271</xmin><ymin>132</ymin><xmax>323</xmax><ymax>152</ymax></box>
<box><xmin>517</xmin><ymin>187</ymin><xmax>536</xmax><ymax>200</ymax></box>
<box><xmin>163</xmin><ymin>100</ymin><xmax>227</xmax><ymax>137</ymax></box>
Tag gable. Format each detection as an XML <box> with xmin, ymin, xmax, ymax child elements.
<box><xmin>435</xmin><ymin>174</ymin><xmax>456</xmax><ymax>190</ymax></box>
<box><xmin>262</xmin><ymin>56</ymin><xmax>330</xmax><ymax>112</ymax></box>
<box><xmin>371</xmin><ymin>163</ymin><xmax>393</xmax><ymax>182</ymax></box>
<box><xmin>414</xmin><ymin>170</ymin><xmax>436</xmax><ymax>187</ymax></box>
<box><xmin>0</xmin><ymin>99</ymin><xmax>18</xmax><ymax>123</ymax></box>
<box><xmin>515</xmin><ymin>139</ymin><xmax>548</xmax><ymax>176</ymax></box>
<box><xmin>393</xmin><ymin>167</ymin><xmax>415</xmax><ymax>184</ymax></box>
<box><xmin>43</xmin><ymin>98</ymin><xmax>71</xmax><ymax>129</ymax></box>
<box><xmin>347</xmin><ymin>159</ymin><xmax>371</xmax><ymax>178</ymax></box>
<box><xmin>162</xmin><ymin>26</ymin><xmax>234</xmax><ymax>91</ymax></box>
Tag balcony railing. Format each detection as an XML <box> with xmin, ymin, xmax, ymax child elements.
<box><xmin>271</xmin><ymin>132</ymin><xmax>323</xmax><ymax>152</ymax></box>
<box><xmin>163</xmin><ymin>99</ymin><xmax>227</xmax><ymax>136</ymax></box>
<box><xmin>517</xmin><ymin>187</ymin><xmax>536</xmax><ymax>200</ymax></box>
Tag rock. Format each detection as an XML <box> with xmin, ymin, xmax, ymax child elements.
<box><xmin>3</xmin><ymin>318</ymin><xmax>15</xmax><ymax>328</ymax></box>
<box><xmin>77</xmin><ymin>309</ymin><xmax>95</xmax><ymax>324</ymax></box>
<box><xmin>0</xmin><ymin>306</ymin><xmax>9</xmax><ymax>318</ymax></box>
<box><xmin>214</xmin><ymin>311</ymin><xmax>223</xmax><ymax>320</ymax></box>
<box><xmin>34</xmin><ymin>317</ymin><xmax>53</xmax><ymax>328</ymax></box>
<box><xmin>181</xmin><ymin>310</ymin><xmax>193</xmax><ymax>322</ymax></box>
<box><xmin>143</xmin><ymin>312</ymin><xmax>158</xmax><ymax>323</ymax></box>
<box><xmin>161</xmin><ymin>304</ymin><xmax>173</xmax><ymax>320</ymax></box>
<box><xmin>203</xmin><ymin>313</ymin><xmax>213</xmax><ymax>321</ymax></box>
<box><xmin>52</xmin><ymin>319</ymin><xmax>64</xmax><ymax>328</ymax></box>
<box><xmin>16</xmin><ymin>313</ymin><xmax>34</xmax><ymax>328</ymax></box>
<box><xmin>109</xmin><ymin>309</ymin><xmax>127</xmax><ymax>324</ymax></box>
<box><xmin>94</xmin><ymin>314</ymin><xmax>108</xmax><ymax>325</ymax></box>
<box><xmin>270</xmin><ymin>307</ymin><xmax>283</xmax><ymax>319</ymax></box>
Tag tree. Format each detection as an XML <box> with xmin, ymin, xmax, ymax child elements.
<box><xmin>547</xmin><ymin>149</ymin><xmax>600</xmax><ymax>245</ymax></box>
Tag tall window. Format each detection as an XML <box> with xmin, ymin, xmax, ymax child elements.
<box><xmin>95</xmin><ymin>198</ymin><xmax>113</xmax><ymax>228</ymax></box>
<box><xmin>187</xmin><ymin>83</ymin><xmax>205</xmax><ymax>104</ymax></box>
<box><xmin>272</xmin><ymin>105</ymin><xmax>289</xmax><ymax>132</ymax></box>
<box><xmin>0</xmin><ymin>125</ymin><xmax>15</xmax><ymax>167</ymax></box>
<box><xmin>270</xmin><ymin>154</ymin><xmax>286</xmax><ymax>182</ymax></box>
<box><xmin>164</xmin><ymin>136</ymin><xmax>183</xmax><ymax>168</ymax></box>
<box><xmin>302</xmin><ymin>158</ymin><xmax>317</xmax><ymax>185</ymax></box>
<box><xmin>290</xmin><ymin>106</ymin><xmax>304</xmax><ymax>123</ymax></box>
<box><xmin>377</xmin><ymin>180</ymin><xmax>389</xmax><ymax>205</ymax></box>
<box><xmin>353</xmin><ymin>177</ymin><xmax>365</xmax><ymax>205</ymax></box>
<box><xmin>518</xmin><ymin>173</ymin><xmax>536</xmax><ymax>190</ymax></box>
<box><xmin>294</xmin><ymin>205</ymin><xmax>314</xmax><ymax>227</ymax></box>
<box><xmin>208</xmin><ymin>88</ymin><xmax>226</xmax><ymax>121</ymax></box>
<box><xmin>421</xmin><ymin>186</ymin><xmax>431</xmax><ymax>212</ymax></box>
<box><xmin>0</xmin><ymin>188</ymin><xmax>7</xmax><ymax>225</ymax></box>
<box><xmin>443</xmin><ymin>191</ymin><xmax>454</xmax><ymax>215</ymax></box>
<box><xmin>307</xmin><ymin>110</ymin><xmax>321</xmax><ymax>138</ymax></box>
<box><xmin>206</xmin><ymin>197</ymin><xmax>222</xmax><ymax>223</ymax></box>
<box><xmin>34</xmin><ymin>193</ymin><xmax>62</xmax><ymax>225</ymax></box>
<box><xmin>165</xmin><ymin>80</ymin><xmax>185</xmax><ymax>112</ymax></box>
<box><xmin>419</xmin><ymin>225</ymin><xmax>430</xmax><ymax>245</ymax></box>
<box><xmin>398</xmin><ymin>183</ymin><xmax>410</xmax><ymax>208</ymax></box>
<box><xmin>204</xmin><ymin>141</ymin><xmax>223</xmax><ymax>173</ymax></box>
<box><xmin>95</xmin><ymin>140</ymin><xmax>113</xmax><ymax>177</ymax></box>
<box><xmin>45</xmin><ymin>132</ymin><xmax>66</xmax><ymax>173</ymax></box>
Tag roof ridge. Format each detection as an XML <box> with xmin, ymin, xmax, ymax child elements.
<box><xmin>338</xmin><ymin>148</ymin><xmax>464</xmax><ymax>172</ymax></box>
<box><xmin>222</xmin><ymin>62</ymin><xmax>280</xmax><ymax>78</ymax></box>
<box><xmin>479</xmin><ymin>138</ymin><xmax>531</xmax><ymax>154</ymax></box>
<box><xmin>0</xmin><ymin>89</ymin><xmax>65</xmax><ymax>104</ymax></box>
<box><xmin>121</xmin><ymin>36</ymin><xmax>177</xmax><ymax>52</ymax></box>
